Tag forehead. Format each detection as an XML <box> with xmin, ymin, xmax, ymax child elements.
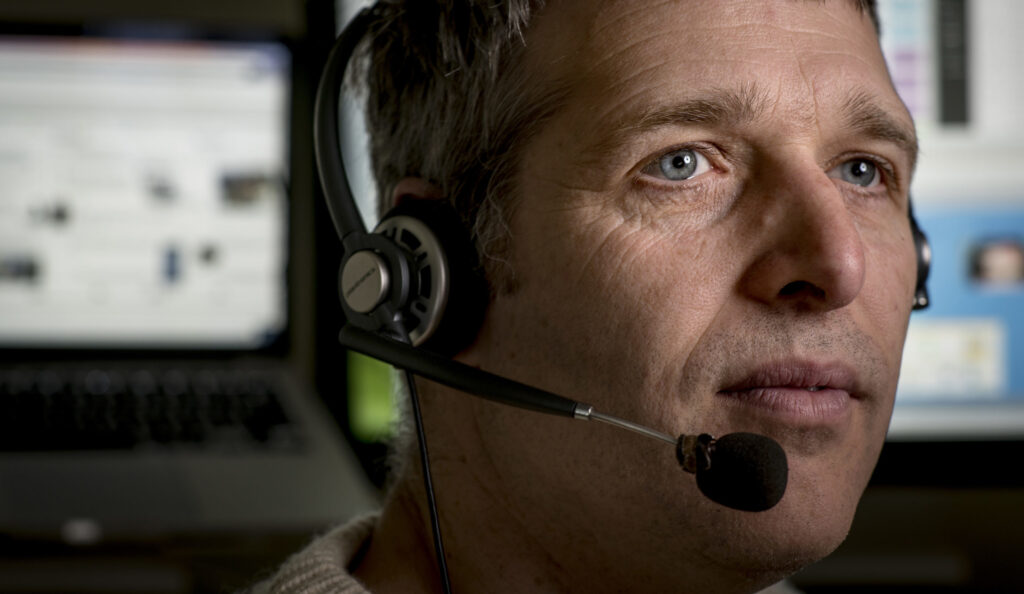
<box><xmin>523</xmin><ymin>0</ymin><xmax>906</xmax><ymax>148</ymax></box>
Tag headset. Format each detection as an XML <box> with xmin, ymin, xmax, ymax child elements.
<box><xmin>313</xmin><ymin>5</ymin><xmax>932</xmax><ymax>591</ymax></box>
<box><xmin>315</xmin><ymin>6</ymin><xmax>487</xmax><ymax>359</ymax></box>
<box><xmin>911</xmin><ymin>205</ymin><xmax>932</xmax><ymax>309</ymax></box>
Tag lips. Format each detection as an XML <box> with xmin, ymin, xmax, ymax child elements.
<box><xmin>716</xmin><ymin>362</ymin><xmax>860</xmax><ymax>423</ymax></box>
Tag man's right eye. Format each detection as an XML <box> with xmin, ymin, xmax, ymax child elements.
<box><xmin>642</xmin><ymin>148</ymin><xmax>712</xmax><ymax>181</ymax></box>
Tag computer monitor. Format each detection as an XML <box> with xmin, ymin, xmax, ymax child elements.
<box><xmin>879</xmin><ymin>0</ymin><xmax>1024</xmax><ymax>441</ymax></box>
<box><xmin>0</xmin><ymin>33</ymin><xmax>291</xmax><ymax>350</ymax></box>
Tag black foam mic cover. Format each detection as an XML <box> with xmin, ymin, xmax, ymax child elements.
<box><xmin>695</xmin><ymin>433</ymin><xmax>788</xmax><ymax>512</ymax></box>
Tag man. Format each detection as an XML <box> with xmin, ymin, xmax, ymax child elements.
<box><xmin>255</xmin><ymin>0</ymin><xmax>919</xmax><ymax>592</ymax></box>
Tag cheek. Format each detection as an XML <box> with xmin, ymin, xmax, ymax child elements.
<box><xmin>545</xmin><ymin>207</ymin><xmax>729</xmax><ymax>315</ymax></box>
<box><xmin>859</xmin><ymin>224</ymin><xmax>917</xmax><ymax>353</ymax></box>
<box><xmin>491</xmin><ymin>206</ymin><xmax>735</xmax><ymax>408</ymax></box>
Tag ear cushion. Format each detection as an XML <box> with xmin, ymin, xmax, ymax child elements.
<box><xmin>374</xmin><ymin>199</ymin><xmax>488</xmax><ymax>356</ymax></box>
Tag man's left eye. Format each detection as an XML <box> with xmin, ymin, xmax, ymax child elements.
<box><xmin>828</xmin><ymin>158</ymin><xmax>880</xmax><ymax>188</ymax></box>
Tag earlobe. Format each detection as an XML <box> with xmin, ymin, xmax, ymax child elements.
<box><xmin>391</xmin><ymin>178</ymin><xmax>443</xmax><ymax>205</ymax></box>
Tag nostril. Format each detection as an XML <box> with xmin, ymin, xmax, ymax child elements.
<box><xmin>778</xmin><ymin>280</ymin><xmax>826</xmax><ymax>300</ymax></box>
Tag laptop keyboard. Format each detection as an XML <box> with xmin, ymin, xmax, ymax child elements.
<box><xmin>0</xmin><ymin>367</ymin><xmax>303</xmax><ymax>452</ymax></box>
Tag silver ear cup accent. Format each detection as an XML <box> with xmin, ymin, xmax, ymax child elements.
<box><xmin>374</xmin><ymin>215</ymin><xmax>450</xmax><ymax>346</ymax></box>
<box><xmin>340</xmin><ymin>250</ymin><xmax>390</xmax><ymax>314</ymax></box>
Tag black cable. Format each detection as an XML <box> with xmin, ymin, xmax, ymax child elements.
<box><xmin>404</xmin><ymin>366</ymin><xmax>454</xmax><ymax>594</ymax></box>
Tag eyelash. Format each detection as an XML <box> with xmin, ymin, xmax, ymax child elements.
<box><xmin>636</xmin><ymin>143</ymin><xmax>721</xmax><ymax>185</ymax></box>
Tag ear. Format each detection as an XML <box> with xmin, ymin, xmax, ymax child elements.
<box><xmin>391</xmin><ymin>177</ymin><xmax>443</xmax><ymax>204</ymax></box>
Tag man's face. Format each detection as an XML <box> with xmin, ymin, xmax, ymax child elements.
<box><xmin>461</xmin><ymin>0</ymin><xmax>917</xmax><ymax>586</ymax></box>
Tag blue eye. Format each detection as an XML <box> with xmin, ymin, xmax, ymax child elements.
<box><xmin>831</xmin><ymin>158</ymin><xmax>880</xmax><ymax>187</ymax></box>
<box><xmin>645</xmin><ymin>148</ymin><xmax>711</xmax><ymax>181</ymax></box>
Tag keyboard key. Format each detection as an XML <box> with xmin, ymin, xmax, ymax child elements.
<box><xmin>0</xmin><ymin>366</ymin><xmax>299</xmax><ymax>452</ymax></box>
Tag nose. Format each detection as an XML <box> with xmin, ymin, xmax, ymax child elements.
<box><xmin>738</xmin><ymin>161</ymin><xmax>866</xmax><ymax>312</ymax></box>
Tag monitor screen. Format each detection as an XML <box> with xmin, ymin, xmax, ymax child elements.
<box><xmin>0</xmin><ymin>35</ymin><xmax>290</xmax><ymax>350</ymax></box>
<box><xmin>879</xmin><ymin>0</ymin><xmax>1024</xmax><ymax>439</ymax></box>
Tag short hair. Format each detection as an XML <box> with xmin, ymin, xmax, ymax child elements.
<box><xmin>356</xmin><ymin>0</ymin><xmax>880</xmax><ymax>294</ymax></box>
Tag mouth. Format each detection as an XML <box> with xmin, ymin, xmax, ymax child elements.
<box><xmin>716</xmin><ymin>361</ymin><xmax>860</xmax><ymax>425</ymax></box>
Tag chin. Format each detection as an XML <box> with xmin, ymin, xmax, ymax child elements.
<box><xmin>692</xmin><ymin>451</ymin><xmax>867</xmax><ymax>582</ymax></box>
<box><xmin>710</xmin><ymin>502</ymin><xmax>853</xmax><ymax>568</ymax></box>
<box><xmin>689</xmin><ymin>510</ymin><xmax>852</xmax><ymax>591</ymax></box>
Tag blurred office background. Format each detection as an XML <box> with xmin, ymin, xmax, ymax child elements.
<box><xmin>0</xmin><ymin>0</ymin><xmax>381</xmax><ymax>592</ymax></box>
<box><xmin>0</xmin><ymin>0</ymin><xmax>1022</xmax><ymax>592</ymax></box>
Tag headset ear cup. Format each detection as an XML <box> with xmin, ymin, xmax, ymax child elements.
<box><xmin>375</xmin><ymin>199</ymin><xmax>488</xmax><ymax>355</ymax></box>
<box><xmin>910</xmin><ymin>211</ymin><xmax>931</xmax><ymax>310</ymax></box>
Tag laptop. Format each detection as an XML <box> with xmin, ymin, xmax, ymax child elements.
<box><xmin>0</xmin><ymin>32</ymin><xmax>377</xmax><ymax>544</ymax></box>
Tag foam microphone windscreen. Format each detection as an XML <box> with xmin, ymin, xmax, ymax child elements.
<box><xmin>695</xmin><ymin>432</ymin><xmax>788</xmax><ymax>512</ymax></box>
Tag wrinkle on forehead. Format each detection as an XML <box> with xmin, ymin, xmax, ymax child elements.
<box><xmin>522</xmin><ymin>0</ymin><xmax>910</xmax><ymax>166</ymax></box>
<box><xmin>527</xmin><ymin>0</ymin><xmax>885</xmax><ymax>101</ymax></box>
<box><xmin>581</xmin><ymin>0</ymin><xmax>876</xmax><ymax>30</ymax></box>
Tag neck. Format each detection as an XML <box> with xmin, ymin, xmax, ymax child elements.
<box><xmin>351</xmin><ymin>480</ymin><xmax>445</xmax><ymax>594</ymax></box>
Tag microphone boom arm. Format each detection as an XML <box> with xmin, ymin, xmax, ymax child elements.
<box><xmin>340</xmin><ymin>325</ymin><xmax>580</xmax><ymax>417</ymax></box>
<box><xmin>339</xmin><ymin>325</ymin><xmax>673</xmax><ymax>443</ymax></box>
<box><xmin>583</xmin><ymin>409</ymin><xmax>676</xmax><ymax>445</ymax></box>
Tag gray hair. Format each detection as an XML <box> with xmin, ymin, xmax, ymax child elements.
<box><xmin>358</xmin><ymin>0</ymin><xmax>554</xmax><ymax>295</ymax></box>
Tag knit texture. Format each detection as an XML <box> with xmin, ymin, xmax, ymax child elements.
<box><xmin>245</xmin><ymin>514</ymin><xmax>378</xmax><ymax>594</ymax></box>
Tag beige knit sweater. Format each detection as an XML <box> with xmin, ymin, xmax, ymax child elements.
<box><xmin>245</xmin><ymin>514</ymin><xmax>377</xmax><ymax>594</ymax></box>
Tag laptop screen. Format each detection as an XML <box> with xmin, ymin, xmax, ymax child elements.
<box><xmin>0</xmin><ymin>35</ymin><xmax>291</xmax><ymax>350</ymax></box>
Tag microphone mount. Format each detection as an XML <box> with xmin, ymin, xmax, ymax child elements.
<box><xmin>576</xmin><ymin>407</ymin><xmax>712</xmax><ymax>475</ymax></box>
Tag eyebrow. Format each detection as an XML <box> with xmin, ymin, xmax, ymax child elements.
<box><xmin>842</xmin><ymin>90</ymin><xmax>919</xmax><ymax>172</ymax></box>
<box><xmin>580</xmin><ymin>84</ymin><xmax>770</xmax><ymax>164</ymax></box>
<box><xmin>615</xmin><ymin>83</ymin><xmax>772</xmax><ymax>140</ymax></box>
